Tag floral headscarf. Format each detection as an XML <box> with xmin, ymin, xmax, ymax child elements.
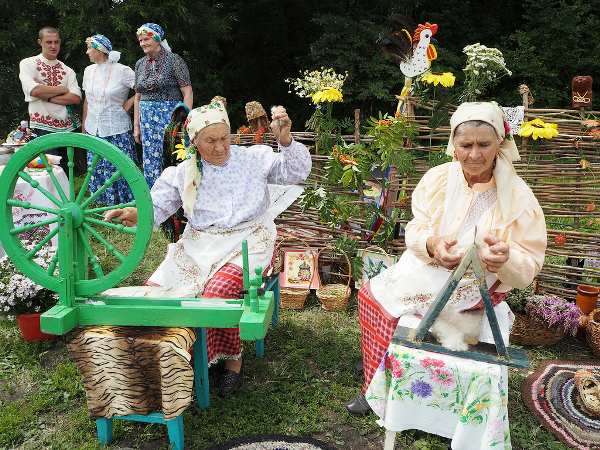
<box><xmin>85</xmin><ymin>35</ymin><xmax>121</xmax><ymax>62</ymax></box>
<box><xmin>136</xmin><ymin>23</ymin><xmax>171</xmax><ymax>52</ymax></box>
<box><xmin>181</xmin><ymin>101</ymin><xmax>230</xmax><ymax>216</ymax></box>
<box><xmin>446</xmin><ymin>101</ymin><xmax>521</xmax><ymax>221</ymax></box>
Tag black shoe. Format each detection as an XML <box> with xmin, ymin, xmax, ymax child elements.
<box><xmin>219</xmin><ymin>367</ymin><xmax>243</xmax><ymax>398</ymax></box>
<box><xmin>353</xmin><ymin>361</ymin><xmax>364</xmax><ymax>374</ymax></box>
<box><xmin>346</xmin><ymin>392</ymin><xmax>372</xmax><ymax>416</ymax></box>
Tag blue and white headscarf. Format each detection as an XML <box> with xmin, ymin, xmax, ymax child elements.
<box><xmin>85</xmin><ymin>35</ymin><xmax>121</xmax><ymax>62</ymax></box>
<box><xmin>136</xmin><ymin>23</ymin><xmax>171</xmax><ymax>52</ymax></box>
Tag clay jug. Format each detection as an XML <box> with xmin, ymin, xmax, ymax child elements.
<box><xmin>577</xmin><ymin>285</ymin><xmax>600</xmax><ymax>315</ymax></box>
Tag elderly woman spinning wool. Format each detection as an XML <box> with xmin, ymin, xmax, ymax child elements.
<box><xmin>346</xmin><ymin>101</ymin><xmax>547</xmax><ymax>415</ymax></box>
<box><xmin>105</xmin><ymin>100</ymin><xmax>312</xmax><ymax>397</ymax></box>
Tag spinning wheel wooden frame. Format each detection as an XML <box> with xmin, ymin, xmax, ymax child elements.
<box><xmin>0</xmin><ymin>133</ymin><xmax>274</xmax><ymax>341</ymax></box>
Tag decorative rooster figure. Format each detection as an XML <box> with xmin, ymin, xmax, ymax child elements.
<box><xmin>376</xmin><ymin>14</ymin><xmax>438</xmax><ymax>114</ymax></box>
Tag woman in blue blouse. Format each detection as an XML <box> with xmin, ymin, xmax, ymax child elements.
<box><xmin>133</xmin><ymin>23</ymin><xmax>193</xmax><ymax>189</ymax></box>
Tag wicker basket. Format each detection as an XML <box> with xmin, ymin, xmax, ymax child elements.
<box><xmin>275</xmin><ymin>235</ymin><xmax>315</xmax><ymax>310</ymax></box>
<box><xmin>509</xmin><ymin>302</ymin><xmax>569</xmax><ymax>346</ymax></box>
<box><xmin>315</xmin><ymin>246</ymin><xmax>352</xmax><ymax>311</ymax></box>
<box><xmin>359</xmin><ymin>246</ymin><xmax>394</xmax><ymax>287</ymax></box>
<box><xmin>586</xmin><ymin>309</ymin><xmax>600</xmax><ymax>357</ymax></box>
<box><xmin>574</xmin><ymin>368</ymin><xmax>600</xmax><ymax>415</ymax></box>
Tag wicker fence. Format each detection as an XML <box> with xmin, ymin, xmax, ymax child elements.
<box><xmin>247</xmin><ymin>103</ymin><xmax>600</xmax><ymax>300</ymax></box>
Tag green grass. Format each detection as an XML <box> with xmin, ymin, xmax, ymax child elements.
<box><xmin>0</xmin><ymin>178</ymin><xmax>596</xmax><ymax>448</ymax></box>
<box><xmin>1</xmin><ymin>282</ymin><xmax>595</xmax><ymax>449</ymax></box>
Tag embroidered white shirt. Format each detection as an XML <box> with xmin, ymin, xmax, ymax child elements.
<box><xmin>19</xmin><ymin>54</ymin><xmax>81</xmax><ymax>132</ymax></box>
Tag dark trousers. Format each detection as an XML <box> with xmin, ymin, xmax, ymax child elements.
<box><xmin>32</xmin><ymin>128</ymin><xmax>69</xmax><ymax>177</ymax></box>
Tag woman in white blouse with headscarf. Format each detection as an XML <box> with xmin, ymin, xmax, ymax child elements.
<box><xmin>82</xmin><ymin>34</ymin><xmax>138</xmax><ymax>205</ymax></box>
<box><xmin>346</xmin><ymin>101</ymin><xmax>547</xmax><ymax>416</ymax></box>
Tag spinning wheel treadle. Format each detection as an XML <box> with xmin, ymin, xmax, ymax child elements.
<box><xmin>0</xmin><ymin>133</ymin><xmax>153</xmax><ymax>297</ymax></box>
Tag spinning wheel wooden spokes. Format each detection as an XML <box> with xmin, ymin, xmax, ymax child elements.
<box><xmin>0</xmin><ymin>133</ymin><xmax>153</xmax><ymax>297</ymax></box>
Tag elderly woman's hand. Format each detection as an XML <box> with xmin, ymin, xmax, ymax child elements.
<box><xmin>104</xmin><ymin>207</ymin><xmax>138</xmax><ymax>227</ymax></box>
<box><xmin>426</xmin><ymin>235</ymin><xmax>461</xmax><ymax>269</ymax></box>
<box><xmin>482</xmin><ymin>235</ymin><xmax>510</xmax><ymax>273</ymax></box>
<box><xmin>270</xmin><ymin>106</ymin><xmax>292</xmax><ymax>147</ymax></box>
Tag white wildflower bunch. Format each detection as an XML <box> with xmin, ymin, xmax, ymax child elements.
<box><xmin>0</xmin><ymin>243</ymin><xmax>58</xmax><ymax>321</ymax></box>
<box><xmin>462</xmin><ymin>43</ymin><xmax>511</xmax><ymax>101</ymax></box>
<box><xmin>285</xmin><ymin>68</ymin><xmax>348</xmax><ymax>99</ymax></box>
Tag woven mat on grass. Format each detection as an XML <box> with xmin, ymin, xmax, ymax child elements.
<box><xmin>205</xmin><ymin>434</ymin><xmax>339</xmax><ymax>450</ymax></box>
<box><xmin>521</xmin><ymin>359</ymin><xmax>600</xmax><ymax>450</ymax></box>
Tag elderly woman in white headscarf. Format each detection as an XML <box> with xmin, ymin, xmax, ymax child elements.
<box><xmin>346</xmin><ymin>101</ymin><xmax>547</xmax><ymax>415</ymax></box>
<box><xmin>82</xmin><ymin>34</ymin><xmax>138</xmax><ymax>205</ymax></box>
<box><xmin>105</xmin><ymin>99</ymin><xmax>312</xmax><ymax>398</ymax></box>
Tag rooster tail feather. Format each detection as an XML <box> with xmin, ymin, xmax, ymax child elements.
<box><xmin>376</xmin><ymin>27</ymin><xmax>413</xmax><ymax>63</ymax></box>
<box><xmin>391</xmin><ymin>13</ymin><xmax>415</xmax><ymax>32</ymax></box>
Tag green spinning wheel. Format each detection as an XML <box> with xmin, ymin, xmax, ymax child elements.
<box><xmin>0</xmin><ymin>133</ymin><xmax>153</xmax><ymax>301</ymax></box>
<box><xmin>0</xmin><ymin>133</ymin><xmax>274</xmax><ymax>340</ymax></box>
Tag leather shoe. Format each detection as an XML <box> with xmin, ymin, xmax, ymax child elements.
<box><xmin>219</xmin><ymin>367</ymin><xmax>243</xmax><ymax>398</ymax></box>
<box><xmin>346</xmin><ymin>392</ymin><xmax>372</xmax><ymax>416</ymax></box>
<box><xmin>353</xmin><ymin>361</ymin><xmax>364</xmax><ymax>374</ymax></box>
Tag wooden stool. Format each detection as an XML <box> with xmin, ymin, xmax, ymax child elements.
<box><xmin>97</xmin><ymin>413</ymin><xmax>184</xmax><ymax>450</ymax></box>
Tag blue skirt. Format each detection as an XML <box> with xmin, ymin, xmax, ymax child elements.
<box><xmin>86</xmin><ymin>131</ymin><xmax>138</xmax><ymax>206</ymax></box>
<box><xmin>140</xmin><ymin>101</ymin><xmax>179</xmax><ymax>189</ymax></box>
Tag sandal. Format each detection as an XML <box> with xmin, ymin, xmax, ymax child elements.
<box><xmin>574</xmin><ymin>369</ymin><xmax>600</xmax><ymax>415</ymax></box>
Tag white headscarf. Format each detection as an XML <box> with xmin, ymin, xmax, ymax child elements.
<box><xmin>181</xmin><ymin>100</ymin><xmax>230</xmax><ymax>217</ymax></box>
<box><xmin>446</xmin><ymin>101</ymin><xmax>520</xmax><ymax>221</ymax></box>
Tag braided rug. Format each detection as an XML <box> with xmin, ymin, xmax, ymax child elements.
<box><xmin>521</xmin><ymin>359</ymin><xmax>600</xmax><ymax>449</ymax></box>
<box><xmin>206</xmin><ymin>434</ymin><xmax>339</xmax><ymax>450</ymax></box>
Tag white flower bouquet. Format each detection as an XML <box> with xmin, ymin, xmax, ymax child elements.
<box><xmin>0</xmin><ymin>244</ymin><xmax>58</xmax><ymax>320</ymax></box>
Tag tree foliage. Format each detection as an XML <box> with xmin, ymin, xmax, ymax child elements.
<box><xmin>1</xmin><ymin>0</ymin><xmax>599</xmax><ymax>133</ymax></box>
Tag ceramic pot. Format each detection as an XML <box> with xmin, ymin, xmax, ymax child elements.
<box><xmin>576</xmin><ymin>285</ymin><xmax>600</xmax><ymax>315</ymax></box>
<box><xmin>16</xmin><ymin>313</ymin><xmax>57</xmax><ymax>342</ymax></box>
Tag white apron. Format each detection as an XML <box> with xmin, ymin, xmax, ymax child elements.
<box><xmin>370</xmin><ymin>162</ymin><xmax>501</xmax><ymax>319</ymax></box>
<box><xmin>148</xmin><ymin>213</ymin><xmax>276</xmax><ymax>291</ymax></box>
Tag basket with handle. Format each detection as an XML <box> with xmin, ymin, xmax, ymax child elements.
<box><xmin>315</xmin><ymin>246</ymin><xmax>352</xmax><ymax>311</ymax></box>
<box><xmin>360</xmin><ymin>246</ymin><xmax>394</xmax><ymax>287</ymax></box>
<box><xmin>508</xmin><ymin>280</ymin><xmax>568</xmax><ymax>346</ymax></box>
<box><xmin>275</xmin><ymin>235</ymin><xmax>315</xmax><ymax>310</ymax></box>
<box><xmin>586</xmin><ymin>308</ymin><xmax>600</xmax><ymax>357</ymax></box>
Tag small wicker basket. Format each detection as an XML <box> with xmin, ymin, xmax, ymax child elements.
<box><xmin>275</xmin><ymin>235</ymin><xmax>314</xmax><ymax>310</ymax></box>
<box><xmin>315</xmin><ymin>246</ymin><xmax>352</xmax><ymax>311</ymax></box>
<box><xmin>360</xmin><ymin>246</ymin><xmax>394</xmax><ymax>287</ymax></box>
<box><xmin>586</xmin><ymin>308</ymin><xmax>600</xmax><ymax>357</ymax></box>
<box><xmin>574</xmin><ymin>368</ymin><xmax>600</xmax><ymax>415</ymax></box>
<box><xmin>509</xmin><ymin>302</ymin><xmax>568</xmax><ymax>346</ymax></box>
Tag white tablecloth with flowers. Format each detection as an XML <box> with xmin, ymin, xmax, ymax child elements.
<box><xmin>365</xmin><ymin>303</ymin><xmax>513</xmax><ymax>450</ymax></box>
<box><xmin>0</xmin><ymin>167</ymin><xmax>68</xmax><ymax>257</ymax></box>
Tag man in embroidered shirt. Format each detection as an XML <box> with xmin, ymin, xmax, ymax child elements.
<box><xmin>19</xmin><ymin>26</ymin><xmax>82</xmax><ymax>174</ymax></box>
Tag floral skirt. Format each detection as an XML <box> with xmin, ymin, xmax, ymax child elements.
<box><xmin>86</xmin><ymin>131</ymin><xmax>138</xmax><ymax>206</ymax></box>
<box><xmin>139</xmin><ymin>101</ymin><xmax>179</xmax><ymax>189</ymax></box>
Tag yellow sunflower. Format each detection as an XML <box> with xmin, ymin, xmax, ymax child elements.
<box><xmin>312</xmin><ymin>87</ymin><xmax>343</xmax><ymax>104</ymax></box>
<box><xmin>172</xmin><ymin>138</ymin><xmax>187</xmax><ymax>160</ymax></box>
<box><xmin>519</xmin><ymin>118</ymin><xmax>558</xmax><ymax>140</ymax></box>
<box><xmin>421</xmin><ymin>72</ymin><xmax>455</xmax><ymax>87</ymax></box>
